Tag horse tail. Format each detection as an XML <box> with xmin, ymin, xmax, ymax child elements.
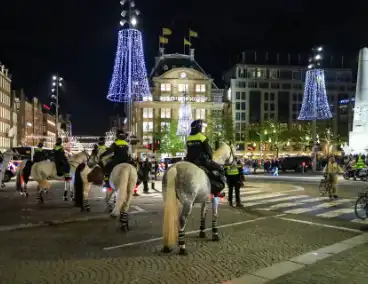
<box><xmin>163</xmin><ymin>166</ymin><xmax>179</xmax><ymax>248</ymax></box>
<box><xmin>111</xmin><ymin>164</ymin><xmax>131</xmax><ymax>216</ymax></box>
<box><xmin>74</xmin><ymin>163</ymin><xmax>86</xmax><ymax>207</ymax></box>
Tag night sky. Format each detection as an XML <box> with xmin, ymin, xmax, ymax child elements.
<box><xmin>1</xmin><ymin>0</ymin><xmax>367</xmax><ymax>135</ymax></box>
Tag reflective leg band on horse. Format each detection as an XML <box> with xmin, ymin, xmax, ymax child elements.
<box><xmin>212</xmin><ymin>197</ymin><xmax>220</xmax><ymax>240</ymax></box>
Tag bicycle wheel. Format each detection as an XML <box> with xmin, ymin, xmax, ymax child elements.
<box><xmin>354</xmin><ymin>195</ymin><xmax>368</xmax><ymax>220</ymax></box>
<box><xmin>319</xmin><ymin>181</ymin><xmax>327</xmax><ymax>196</ymax></box>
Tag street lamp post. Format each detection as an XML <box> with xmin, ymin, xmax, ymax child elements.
<box><xmin>51</xmin><ymin>74</ymin><xmax>63</xmax><ymax>139</ymax></box>
<box><xmin>307</xmin><ymin>46</ymin><xmax>323</xmax><ymax>172</ymax></box>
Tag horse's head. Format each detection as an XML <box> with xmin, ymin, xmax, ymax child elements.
<box><xmin>69</xmin><ymin>151</ymin><xmax>90</xmax><ymax>166</ymax></box>
<box><xmin>213</xmin><ymin>142</ymin><xmax>236</xmax><ymax>165</ymax></box>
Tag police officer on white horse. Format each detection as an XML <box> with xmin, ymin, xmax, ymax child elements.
<box><xmin>186</xmin><ymin>119</ymin><xmax>226</xmax><ymax>197</ymax></box>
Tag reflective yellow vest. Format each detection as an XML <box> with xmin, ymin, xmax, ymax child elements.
<box><xmin>225</xmin><ymin>164</ymin><xmax>240</xmax><ymax>175</ymax></box>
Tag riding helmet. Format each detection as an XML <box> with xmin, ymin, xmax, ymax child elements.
<box><xmin>98</xmin><ymin>136</ymin><xmax>106</xmax><ymax>145</ymax></box>
<box><xmin>116</xmin><ymin>130</ymin><xmax>125</xmax><ymax>140</ymax></box>
<box><xmin>38</xmin><ymin>142</ymin><xmax>44</xmax><ymax>148</ymax></box>
<box><xmin>191</xmin><ymin>119</ymin><xmax>204</xmax><ymax>130</ymax></box>
<box><xmin>56</xmin><ymin>137</ymin><xmax>62</xmax><ymax>145</ymax></box>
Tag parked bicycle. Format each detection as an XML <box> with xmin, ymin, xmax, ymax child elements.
<box><xmin>354</xmin><ymin>188</ymin><xmax>368</xmax><ymax>220</ymax></box>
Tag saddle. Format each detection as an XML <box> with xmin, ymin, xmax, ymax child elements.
<box><xmin>198</xmin><ymin>165</ymin><xmax>226</xmax><ymax>195</ymax></box>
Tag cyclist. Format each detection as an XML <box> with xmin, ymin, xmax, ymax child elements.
<box><xmin>323</xmin><ymin>156</ymin><xmax>343</xmax><ymax>199</ymax></box>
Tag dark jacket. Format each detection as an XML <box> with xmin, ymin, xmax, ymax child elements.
<box><xmin>186</xmin><ymin>132</ymin><xmax>213</xmax><ymax>163</ymax></box>
<box><xmin>141</xmin><ymin>161</ymin><xmax>151</xmax><ymax>182</ymax></box>
<box><xmin>33</xmin><ymin>148</ymin><xmax>46</xmax><ymax>162</ymax></box>
<box><xmin>100</xmin><ymin>139</ymin><xmax>129</xmax><ymax>163</ymax></box>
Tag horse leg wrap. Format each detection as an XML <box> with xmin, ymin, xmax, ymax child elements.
<box><xmin>199</xmin><ymin>218</ymin><xmax>206</xmax><ymax>238</ymax></box>
<box><xmin>212</xmin><ymin>220</ymin><xmax>218</xmax><ymax>234</ymax></box>
<box><xmin>120</xmin><ymin>212</ymin><xmax>129</xmax><ymax>230</ymax></box>
<box><xmin>178</xmin><ymin>230</ymin><xmax>185</xmax><ymax>247</ymax></box>
<box><xmin>36</xmin><ymin>189</ymin><xmax>44</xmax><ymax>204</ymax></box>
<box><xmin>84</xmin><ymin>200</ymin><xmax>90</xmax><ymax>212</ymax></box>
<box><xmin>63</xmin><ymin>190</ymin><xmax>68</xmax><ymax>201</ymax></box>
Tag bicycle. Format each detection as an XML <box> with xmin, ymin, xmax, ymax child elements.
<box><xmin>354</xmin><ymin>189</ymin><xmax>368</xmax><ymax>220</ymax></box>
<box><xmin>318</xmin><ymin>175</ymin><xmax>333</xmax><ymax>199</ymax></box>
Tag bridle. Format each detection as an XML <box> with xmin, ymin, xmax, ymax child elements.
<box><xmin>224</xmin><ymin>144</ymin><xmax>235</xmax><ymax>165</ymax></box>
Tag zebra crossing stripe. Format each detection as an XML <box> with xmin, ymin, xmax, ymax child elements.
<box><xmin>351</xmin><ymin>218</ymin><xmax>368</xmax><ymax>224</ymax></box>
<box><xmin>242</xmin><ymin>195</ymin><xmax>308</xmax><ymax>207</ymax></box>
<box><xmin>240</xmin><ymin>192</ymin><xmax>286</xmax><ymax>202</ymax></box>
<box><xmin>284</xmin><ymin>199</ymin><xmax>353</xmax><ymax>214</ymax></box>
<box><xmin>257</xmin><ymin>197</ymin><xmax>331</xmax><ymax>211</ymax></box>
<box><xmin>225</xmin><ymin>190</ymin><xmax>261</xmax><ymax>196</ymax></box>
<box><xmin>316</xmin><ymin>208</ymin><xmax>355</xmax><ymax>218</ymax></box>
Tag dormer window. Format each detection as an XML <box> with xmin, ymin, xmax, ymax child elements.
<box><xmin>161</xmin><ymin>83</ymin><xmax>171</xmax><ymax>92</ymax></box>
<box><xmin>195</xmin><ymin>84</ymin><xmax>206</xmax><ymax>93</ymax></box>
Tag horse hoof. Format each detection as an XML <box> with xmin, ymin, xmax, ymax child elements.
<box><xmin>161</xmin><ymin>246</ymin><xmax>172</xmax><ymax>253</ymax></box>
<box><xmin>199</xmin><ymin>231</ymin><xmax>206</xmax><ymax>238</ymax></box>
<box><xmin>120</xmin><ymin>225</ymin><xmax>129</xmax><ymax>232</ymax></box>
<box><xmin>212</xmin><ymin>235</ymin><xmax>220</xmax><ymax>242</ymax></box>
<box><xmin>178</xmin><ymin>248</ymin><xmax>188</xmax><ymax>255</ymax></box>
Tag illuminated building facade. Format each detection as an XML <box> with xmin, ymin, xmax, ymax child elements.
<box><xmin>0</xmin><ymin>64</ymin><xmax>12</xmax><ymax>150</ymax></box>
<box><xmin>224</xmin><ymin>51</ymin><xmax>356</xmax><ymax>153</ymax></box>
<box><xmin>132</xmin><ymin>49</ymin><xmax>224</xmax><ymax>156</ymax></box>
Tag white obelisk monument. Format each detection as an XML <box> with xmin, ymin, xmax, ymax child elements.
<box><xmin>348</xmin><ymin>48</ymin><xmax>368</xmax><ymax>154</ymax></box>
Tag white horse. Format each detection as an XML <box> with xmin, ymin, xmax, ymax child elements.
<box><xmin>0</xmin><ymin>148</ymin><xmax>16</xmax><ymax>188</ymax></box>
<box><xmin>74</xmin><ymin>161</ymin><xmax>138</xmax><ymax>230</ymax></box>
<box><xmin>29</xmin><ymin>151</ymin><xmax>90</xmax><ymax>204</ymax></box>
<box><xmin>162</xmin><ymin>142</ymin><xmax>235</xmax><ymax>255</ymax></box>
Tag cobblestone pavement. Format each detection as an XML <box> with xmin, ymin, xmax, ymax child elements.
<box><xmin>0</xmin><ymin>205</ymin><xmax>359</xmax><ymax>284</ymax></box>
<box><xmin>268</xmin><ymin>241</ymin><xmax>368</xmax><ymax>284</ymax></box>
<box><xmin>0</xmin><ymin>181</ymin><xmax>162</xmax><ymax>228</ymax></box>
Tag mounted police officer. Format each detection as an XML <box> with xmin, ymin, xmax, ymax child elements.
<box><xmin>100</xmin><ymin>130</ymin><xmax>130</xmax><ymax>188</ymax></box>
<box><xmin>53</xmin><ymin>137</ymin><xmax>70</xmax><ymax>177</ymax></box>
<box><xmin>92</xmin><ymin>137</ymin><xmax>107</xmax><ymax>157</ymax></box>
<box><xmin>33</xmin><ymin>141</ymin><xmax>47</xmax><ymax>163</ymax></box>
<box><xmin>186</xmin><ymin>119</ymin><xmax>226</xmax><ymax>195</ymax></box>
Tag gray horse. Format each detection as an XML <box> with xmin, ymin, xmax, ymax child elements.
<box><xmin>161</xmin><ymin>142</ymin><xmax>235</xmax><ymax>255</ymax></box>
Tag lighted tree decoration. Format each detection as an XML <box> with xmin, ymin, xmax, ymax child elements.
<box><xmin>107</xmin><ymin>0</ymin><xmax>150</xmax><ymax>132</ymax></box>
<box><xmin>298</xmin><ymin>69</ymin><xmax>332</xmax><ymax>120</ymax></box>
<box><xmin>298</xmin><ymin>46</ymin><xmax>332</xmax><ymax>170</ymax></box>
<box><xmin>176</xmin><ymin>93</ymin><xmax>193</xmax><ymax>139</ymax></box>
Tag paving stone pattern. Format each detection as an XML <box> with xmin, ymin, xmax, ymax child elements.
<box><xmin>268</xmin><ymin>242</ymin><xmax>368</xmax><ymax>284</ymax></box>
<box><xmin>0</xmin><ymin>207</ymin><xmax>357</xmax><ymax>284</ymax></box>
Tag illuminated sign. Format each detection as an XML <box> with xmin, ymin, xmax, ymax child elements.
<box><xmin>47</xmin><ymin>120</ymin><xmax>56</xmax><ymax>126</ymax></box>
<box><xmin>160</xmin><ymin>96</ymin><xmax>208</xmax><ymax>102</ymax></box>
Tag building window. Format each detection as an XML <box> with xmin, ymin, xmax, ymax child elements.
<box><xmin>241</xmin><ymin>92</ymin><xmax>246</xmax><ymax>100</ymax></box>
<box><xmin>195</xmin><ymin>84</ymin><xmax>206</xmax><ymax>93</ymax></box>
<box><xmin>241</xmin><ymin>102</ymin><xmax>246</xmax><ymax>110</ymax></box>
<box><xmin>161</xmin><ymin>108</ymin><xmax>171</xmax><ymax>118</ymax></box>
<box><xmin>195</xmin><ymin>109</ymin><xmax>206</xmax><ymax>119</ymax></box>
<box><xmin>178</xmin><ymin>84</ymin><xmax>188</xmax><ymax>92</ymax></box>
<box><xmin>143</xmin><ymin>122</ymin><xmax>153</xmax><ymax>132</ymax></box>
<box><xmin>142</xmin><ymin>135</ymin><xmax>153</xmax><ymax>145</ymax></box>
<box><xmin>160</xmin><ymin>83</ymin><xmax>171</xmax><ymax>92</ymax></box>
<box><xmin>235</xmin><ymin>112</ymin><xmax>241</xmax><ymax>120</ymax></box>
<box><xmin>248</xmin><ymin>82</ymin><xmax>257</xmax><ymax>88</ymax></box>
<box><xmin>236</xmin><ymin>102</ymin><xmax>240</xmax><ymax>110</ymax></box>
<box><xmin>161</xmin><ymin>122</ymin><xmax>170</xmax><ymax>130</ymax></box>
<box><xmin>236</xmin><ymin>92</ymin><xmax>240</xmax><ymax>100</ymax></box>
<box><xmin>143</xmin><ymin>108</ymin><xmax>153</xmax><ymax>118</ymax></box>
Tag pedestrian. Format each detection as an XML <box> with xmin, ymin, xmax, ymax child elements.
<box><xmin>323</xmin><ymin>156</ymin><xmax>343</xmax><ymax>199</ymax></box>
<box><xmin>225</xmin><ymin>159</ymin><xmax>244</xmax><ymax>207</ymax></box>
<box><xmin>141</xmin><ymin>158</ymin><xmax>151</xmax><ymax>193</ymax></box>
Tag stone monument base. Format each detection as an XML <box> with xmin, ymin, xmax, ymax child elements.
<box><xmin>347</xmin><ymin>132</ymin><xmax>368</xmax><ymax>154</ymax></box>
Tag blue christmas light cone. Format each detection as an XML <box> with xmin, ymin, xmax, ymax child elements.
<box><xmin>177</xmin><ymin>100</ymin><xmax>192</xmax><ymax>137</ymax></box>
<box><xmin>107</xmin><ymin>29</ymin><xmax>150</xmax><ymax>102</ymax></box>
<box><xmin>298</xmin><ymin>69</ymin><xmax>332</xmax><ymax>120</ymax></box>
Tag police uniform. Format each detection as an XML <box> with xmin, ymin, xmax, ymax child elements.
<box><xmin>186</xmin><ymin>132</ymin><xmax>212</xmax><ymax>164</ymax></box>
<box><xmin>100</xmin><ymin>134</ymin><xmax>130</xmax><ymax>187</ymax></box>
<box><xmin>186</xmin><ymin>119</ymin><xmax>225</xmax><ymax>195</ymax></box>
<box><xmin>33</xmin><ymin>144</ymin><xmax>46</xmax><ymax>163</ymax></box>
<box><xmin>53</xmin><ymin>139</ymin><xmax>70</xmax><ymax>177</ymax></box>
<box><xmin>353</xmin><ymin>155</ymin><xmax>366</xmax><ymax>180</ymax></box>
<box><xmin>225</xmin><ymin>162</ymin><xmax>244</xmax><ymax>206</ymax></box>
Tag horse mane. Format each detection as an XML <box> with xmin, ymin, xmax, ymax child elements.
<box><xmin>213</xmin><ymin>143</ymin><xmax>229</xmax><ymax>161</ymax></box>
